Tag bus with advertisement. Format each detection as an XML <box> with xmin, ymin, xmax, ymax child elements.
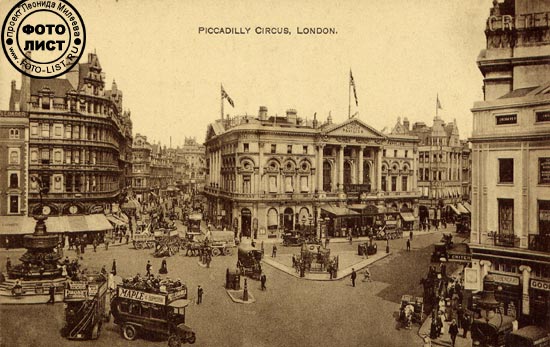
<box><xmin>61</xmin><ymin>273</ymin><xmax>109</xmax><ymax>340</ymax></box>
<box><xmin>110</xmin><ymin>280</ymin><xmax>195</xmax><ymax>345</ymax></box>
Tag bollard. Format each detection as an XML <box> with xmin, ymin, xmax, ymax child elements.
<box><xmin>242</xmin><ymin>278</ymin><xmax>248</xmax><ymax>301</ymax></box>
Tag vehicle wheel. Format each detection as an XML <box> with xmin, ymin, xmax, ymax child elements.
<box><xmin>212</xmin><ymin>248</ymin><xmax>221</xmax><ymax>256</ymax></box>
<box><xmin>135</xmin><ymin>242</ymin><xmax>143</xmax><ymax>250</ymax></box>
<box><xmin>224</xmin><ymin>248</ymin><xmax>233</xmax><ymax>256</ymax></box>
<box><xmin>122</xmin><ymin>323</ymin><xmax>137</xmax><ymax>341</ymax></box>
<box><xmin>187</xmin><ymin>332</ymin><xmax>196</xmax><ymax>344</ymax></box>
<box><xmin>147</xmin><ymin>241</ymin><xmax>155</xmax><ymax>249</ymax></box>
<box><xmin>168</xmin><ymin>334</ymin><xmax>182</xmax><ymax>347</ymax></box>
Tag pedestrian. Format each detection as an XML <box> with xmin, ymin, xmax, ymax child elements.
<box><xmin>292</xmin><ymin>254</ymin><xmax>296</xmax><ymax>268</ymax></box>
<box><xmin>271</xmin><ymin>245</ymin><xmax>277</xmax><ymax>258</ymax></box>
<box><xmin>4</xmin><ymin>236</ymin><xmax>9</xmax><ymax>250</ymax></box>
<box><xmin>409</xmin><ymin>230</ymin><xmax>413</xmax><ymax>241</ymax></box>
<box><xmin>406</xmin><ymin>239</ymin><xmax>411</xmax><ymax>251</ymax></box>
<box><xmin>125</xmin><ymin>233</ymin><xmax>130</xmax><ymax>244</ymax></box>
<box><xmin>92</xmin><ymin>238</ymin><xmax>97</xmax><ymax>252</ymax></box>
<box><xmin>146</xmin><ymin>260</ymin><xmax>152</xmax><ymax>276</ymax></box>
<box><xmin>350</xmin><ymin>268</ymin><xmax>357</xmax><ymax>287</ymax></box>
<box><xmin>80</xmin><ymin>239</ymin><xmax>85</xmax><ymax>254</ymax></box>
<box><xmin>112</xmin><ymin>259</ymin><xmax>117</xmax><ymax>276</ymax></box>
<box><xmin>6</xmin><ymin>257</ymin><xmax>11</xmax><ymax>272</ymax></box>
<box><xmin>325</xmin><ymin>237</ymin><xmax>330</xmax><ymax>249</ymax></box>
<box><xmin>362</xmin><ymin>267</ymin><xmax>371</xmax><ymax>282</ymax></box>
<box><xmin>47</xmin><ymin>284</ymin><xmax>55</xmax><ymax>304</ymax></box>
<box><xmin>159</xmin><ymin>258</ymin><xmax>168</xmax><ymax>274</ymax></box>
<box><xmin>260</xmin><ymin>273</ymin><xmax>267</xmax><ymax>290</ymax></box>
<box><xmin>105</xmin><ymin>237</ymin><xmax>110</xmax><ymax>250</ymax></box>
<box><xmin>348</xmin><ymin>233</ymin><xmax>353</xmax><ymax>245</ymax></box>
<box><xmin>101</xmin><ymin>265</ymin><xmax>107</xmax><ymax>276</ymax></box>
<box><xmin>75</xmin><ymin>244</ymin><xmax>81</xmax><ymax>259</ymax></box>
<box><xmin>462</xmin><ymin>313</ymin><xmax>471</xmax><ymax>338</ymax></box>
<box><xmin>197</xmin><ymin>285</ymin><xmax>203</xmax><ymax>304</ymax></box>
<box><xmin>449</xmin><ymin>319</ymin><xmax>459</xmax><ymax>347</ymax></box>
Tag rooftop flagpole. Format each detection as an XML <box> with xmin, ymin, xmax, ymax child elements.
<box><xmin>221</xmin><ymin>84</ymin><xmax>224</xmax><ymax>120</ymax></box>
<box><xmin>348</xmin><ymin>69</ymin><xmax>352</xmax><ymax>119</ymax></box>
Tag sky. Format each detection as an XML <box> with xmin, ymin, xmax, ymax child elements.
<box><xmin>0</xmin><ymin>0</ymin><xmax>490</xmax><ymax>146</ymax></box>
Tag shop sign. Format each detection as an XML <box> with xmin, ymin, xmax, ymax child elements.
<box><xmin>464</xmin><ymin>268</ymin><xmax>480</xmax><ymax>291</ymax></box>
<box><xmin>496</xmin><ymin>114</ymin><xmax>517</xmax><ymax>125</ymax></box>
<box><xmin>65</xmin><ymin>289</ymin><xmax>87</xmax><ymax>299</ymax></box>
<box><xmin>167</xmin><ymin>288</ymin><xmax>187</xmax><ymax>302</ymax></box>
<box><xmin>539</xmin><ymin>158</ymin><xmax>550</xmax><ymax>184</ymax></box>
<box><xmin>531</xmin><ymin>279</ymin><xmax>550</xmax><ymax>292</ymax></box>
<box><xmin>491</xmin><ymin>273</ymin><xmax>520</xmax><ymax>286</ymax></box>
<box><xmin>448</xmin><ymin>253</ymin><xmax>472</xmax><ymax>262</ymax></box>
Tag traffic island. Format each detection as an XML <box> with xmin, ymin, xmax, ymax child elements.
<box><xmin>226</xmin><ymin>289</ymin><xmax>256</xmax><ymax>304</ymax></box>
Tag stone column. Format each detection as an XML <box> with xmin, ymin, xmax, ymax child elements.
<box><xmin>317</xmin><ymin>144</ymin><xmax>324</xmax><ymax>192</ymax></box>
<box><xmin>338</xmin><ymin>145</ymin><xmax>345</xmax><ymax>191</ymax></box>
<box><xmin>258</xmin><ymin>142</ymin><xmax>264</xmax><ymax>194</ymax></box>
<box><xmin>479</xmin><ymin>260</ymin><xmax>492</xmax><ymax>286</ymax></box>
<box><xmin>358</xmin><ymin>146</ymin><xmax>364</xmax><ymax>184</ymax></box>
<box><xmin>376</xmin><ymin>149</ymin><xmax>382</xmax><ymax>191</ymax></box>
<box><xmin>519</xmin><ymin>265</ymin><xmax>531</xmax><ymax>316</ymax></box>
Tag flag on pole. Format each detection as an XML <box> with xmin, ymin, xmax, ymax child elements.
<box><xmin>221</xmin><ymin>85</ymin><xmax>234</xmax><ymax>107</ymax></box>
<box><xmin>350</xmin><ymin>70</ymin><xmax>358</xmax><ymax>106</ymax></box>
<box><xmin>436</xmin><ymin>94</ymin><xmax>442</xmax><ymax>110</ymax></box>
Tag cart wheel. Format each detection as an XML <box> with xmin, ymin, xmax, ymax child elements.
<box><xmin>122</xmin><ymin>323</ymin><xmax>137</xmax><ymax>341</ymax></box>
<box><xmin>135</xmin><ymin>242</ymin><xmax>143</xmax><ymax>250</ymax></box>
<box><xmin>224</xmin><ymin>248</ymin><xmax>233</xmax><ymax>256</ymax></box>
<box><xmin>168</xmin><ymin>334</ymin><xmax>182</xmax><ymax>347</ymax></box>
<box><xmin>187</xmin><ymin>332</ymin><xmax>196</xmax><ymax>344</ymax></box>
<box><xmin>147</xmin><ymin>241</ymin><xmax>155</xmax><ymax>249</ymax></box>
<box><xmin>212</xmin><ymin>248</ymin><xmax>221</xmax><ymax>257</ymax></box>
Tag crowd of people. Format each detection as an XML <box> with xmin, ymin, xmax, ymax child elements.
<box><xmin>121</xmin><ymin>272</ymin><xmax>185</xmax><ymax>295</ymax></box>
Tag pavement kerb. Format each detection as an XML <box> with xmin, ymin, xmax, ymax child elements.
<box><xmin>262</xmin><ymin>251</ymin><xmax>391</xmax><ymax>281</ymax></box>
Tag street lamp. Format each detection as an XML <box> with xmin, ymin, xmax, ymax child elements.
<box><xmin>473</xmin><ymin>274</ymin><xmax>503</xmax><ymax>347</ymax></box>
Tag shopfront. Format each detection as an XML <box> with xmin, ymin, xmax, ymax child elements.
<box><xmin>320</xmin><ymin>205</ymin><xmax>360</xmax><ymax>238</ymax></box>
<box><xmin>530</xmin><ymin>279</ymin><xmax>550</xmax><ymax>329</ymax></box>
<box><xmin>488</xmin><ymin>272</ymin><xmax>522</xmax><ymax>320</ymax></box>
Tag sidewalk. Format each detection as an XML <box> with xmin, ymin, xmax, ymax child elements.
<box><xmin>262</xmin><ymin>250</ymin><xmax>391</xmax><ymax>281</ymax></box>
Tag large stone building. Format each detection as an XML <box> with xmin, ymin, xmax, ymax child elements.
<box><xmin>0</xmin><ymin>111</ymin><xmax>28</xmax><ymax>217</ymax></box>
<box><xmin>391</xmin><ymin>116</ymin><xmax>468</xmax><ymax>224</ymax></box>
<box><xmin>131</xmin><ymin>134</ymin><xmax>152</xmax><ymax>204</ymax></box>
<box><xmin>169</xmin><ymin>137</ymin><xmax>206</xmax><ymax>194</ymax></box>
<box><xmin>8</xmin><ymin>52</ymin><xmax>133</xmax><ymax>217</ymax></box>
<box><xmin>468</xmin><ymin>0</ymin><xmax>550</xmax><ymax>330</ymax></box>
<box><xmin>204</xmin><ymin>107</ymin><xmax>420</xmax><ymax>240</ymax></box>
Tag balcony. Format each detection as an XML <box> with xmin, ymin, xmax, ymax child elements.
<box><xmin>29</xmin><ymin>190</ymin><xmax>120</xmax><ymax>200</ymax></box>
<box><xmin>528</xmin><ymin>234</ymin><xmax>550</xmax><ymax>253</ymax></box>
<box><xmin>487</xmin><ymin>232</ymin><xmax>521</xmax><ymax>248</ymax></box>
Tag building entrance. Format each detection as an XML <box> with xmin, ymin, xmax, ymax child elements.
<box><xmin>241</xmin><ymin>208</ymin><xmax>251</xmax><ymax>238</ymax></box>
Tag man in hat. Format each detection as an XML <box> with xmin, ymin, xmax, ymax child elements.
<box><xmin>197</xmin><ymin>285</ymin><xmax>203</xmax><ymax>304</ymax></box>
<box><xmin>260</xmin><ymin>273</ymin><xmax>267</xmax><ymax>291</ymax></box>
<box><xmin>146</xmin><ymin>260</ymin><xmax>152</xmax><ymax>277</ymax></box>
<box><xmin>350</xmin><ymin>268</ymin><xmax>357</xmax><ymax>287</ymax></box>
<box><xmin>112</xmin><ymin>259</ymin><xmax>117</xmax><ymax>276</ymax></box>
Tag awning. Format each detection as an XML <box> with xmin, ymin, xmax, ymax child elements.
<box><xmin>448</xmin><ymin>204</ymin><xmax>461</xmax><ymax>215</ymax></box>
<box><xmin>385</xmin><ymin>220</ymin><xmax>398</xmax><ymax>225</ymax></box>
<box><xmin>321</xmin><ymin>205</ymin><xmax>359</xmax><ymax>217</ymax></box>
<box><xmin>46</xmin><ymin>216</ymin><xmax>69</xmax><ymax>233</ymax></box>
<box><xmin>0</xmin><ymin>216</ymin><xmax>36</xmax><ymax>235</ymax></box>
<box><xmin>86</xmin><ymin>214</ymin><xmax>113</xmax><ymax>232</ymax></box>
<box><xmin>463</xmin><ymin>202</ymin><xmax>472</xmax><ymax>213</ymax></box>
<box><xmin>399</xmin><ymin>212</ymin><xmax>416</xmax><ymax>222</ymax></box>
<box><xmin>63</xmin><ymin>214</ymin><xmax>113</xmax><ymax>233</ymax></box>
<box><xmin>457</xmin><ymin>203</ymin><xmax>470</xmax><ymax>215</ymax></box>
<box><xmin>106</xmin><ymin>215</ymin><xmax>126</xmax><ymax>227</ymax></box>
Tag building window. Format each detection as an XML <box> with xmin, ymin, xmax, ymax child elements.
<box><xmin>391</xmin><ymin>176</ymin><xmax>397</xmax><ymax>191</ymax></box>
<box><xmin>243</xmin><ymin>143</ymin><xmax>249</xmax><ymax>153</ymax></box>
<box><xmin>30</xmin><ymin>124</ymin><xmax>38</xmax><ymax>136</ymax></box>
<box><xmin>536</xmin><ymin>111</ymin><xmax>550</xmax><ymax>123</ymax></box>
<box><xmin>498</xmin><ymin>158</ymin><xmax>514</xmax><ymax>183</ymax></box>
<box><xmin>66</xmin><ymin>174</ymin><xmax>73</xmax><ymax>192</ymax></box>
<box><xmin>287</xmin><ymin>145</ymin><xmax>292</xmax><ymax>154</ymax></box>
<box><xmin>9</xmin><ymin>129</ymin><xmax>20</xmax><ymax>139</ymax></box>
<box><xmin>9</xmin><ymin>173</ymin><xmax>18</xmax><ymax>188</ymax></box>
<box><xmin>405</xmin><ymin>150</ymin><xmax>408</xmax><ymax>158</ymax></box>
<box><xmin>41</xmin><ymin>123</ymin><xmax>50</xmax><ymax>138</ymax></box>
<box><xmin>271</xmin><ymin>144</ymin><xmax>276</xmax><ymax>154</ymax></box>
<box><xmin>269</xmin><ymin>176</ymin><xmax>277</xmax><ymax>193</ymax></box>
<box><xmin>65</xmin><ymin>151</ymin><xmax>71</xmax><ymax>164</ymax></box>
<box><xmin>498</xmin><ymin>199</ymin><xmax>514</xmax><ymax>235</ymax></box>
<box><xmin>381</xmin><ymin>176</ymin><xmax>387</xmax><ymax>192</ymax></box>
<box><xmin>41</xmin><ymin>149</ymin><xmax>50</xmax><ymax>164</ymax></box>
<box><xmin>285</xmin><ymin>176</ymin><xmax>293</xmax><ymax>192</ymax></box>
<box><xmin>300</xmin><ymin>176</ymin><xmax>308</xmax><ymax>192</ymax></box>
<box><xmin>538</xmin><ymin>200</ymin><xmax>550</xmax><ymax>237</ymax></box>
<box><xmin>54</xmin><ymin>150</ymin><xmax>62</xmax><ymax>163</ymax></box>
<box><xmin>401</xmin><ymin>176</ymin><xmax>408</xmax><ymax>191</ymax></box>
<box><xmin>9</xmin><ymin>149</ymin><xmax>19</xmax><ymax>164</ymax></box>
<box><xmin>73</xmin><ymin>125</ymin><xmax>80</xmax><ymax>139</ymax></box>
<box><xmin>9</xmin><ymin>196</ymin><xmax>19</xmax><ymax>214</ymax></box>
<box><xmin>242</xmin><ymin>175</ymin><xmax>251</xmax><ymax>193</ymax></box>
<box><xmin>394</xmin><ymin>150</ymin><xmax>398</xmax><ymax>157</ymax></box>
<box><xmin>65</xmin><ymin>124</ymin><xmax>72</xmax><ymax>138</ymax></box>
<box><xmin>539</xmin><ymin>158</ymin><xmax>550</xmax><ymax>184</ymax></box>
<box><xmin>31</xmin><ymin>150</ymin><xmax>38</xmax><ymax>163</ymax></box>
<box><xmin>303</xmin><ymin>145</ymin><xmax>308</xmax><ymax>154</ymax></box>
<box><xmin>54</xmin><ymin>125</ymin><xmax>62</xmax><ymax>137</ymax></box>
<box><xmin>383</xmin><ymin>149</ymin><xmax>387</xmax><ymax>157</ymax></box>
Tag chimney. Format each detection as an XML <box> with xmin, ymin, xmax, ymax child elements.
<box><xmin>286</xmin><ymin>108</ymin><xmax>297</xmax><ymax>125</ymax></box>
<box><xmin>312</xmin><ymin>112</ymin><xmax>318</xmax><ymax>129</ymax></box>
<box><xmin>403</xmin><ymin>117</ymin><xmax>410</xmax><ymax>131</ymax></box>
<box><xmin>258</xmin><ymin>106</ymin><xmax>268</xmax><ymax>120</ymax></box>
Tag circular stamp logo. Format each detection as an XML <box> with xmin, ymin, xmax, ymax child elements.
<box><xmin>2</xmin><ymin>0</ymin><xmax>86</xmax><ymax>79</ymax></box>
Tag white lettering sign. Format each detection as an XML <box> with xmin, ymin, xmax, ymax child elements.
<box><xmin>118</xmin><ymin>287</ymin><xmax>166</xmax><ymax>305</ymax></box>
<box><xmin>531</xmin><ymin>279</ymin><xmax>550</xmax><ymax>292</ymax></box>
<box><xmin>491</xmin><ymin>273</ymin><xmax>520</xmax><ymax>286</ymax></box>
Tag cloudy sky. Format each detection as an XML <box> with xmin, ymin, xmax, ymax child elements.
<box><xmin>0</xmin><ymin>0</ymin><xmax>490</xmax><ymax>146</ymax></box>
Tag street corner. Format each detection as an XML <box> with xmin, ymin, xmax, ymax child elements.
<box><xmin>226</xmin><ymin>289</ymin><xmax>256</xmax><ymax>304</ymax></box>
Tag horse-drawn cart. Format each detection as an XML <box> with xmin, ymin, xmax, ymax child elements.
<box><xmin>399</xmin><ymin>295</ymin><xmax>424</xmax><ymax>329</ymax></box>
<box><xmin>132</xmin><ymin>232</ymin><xmax>156</xmax><ymax>250</ymax></box>
<box><xmin>153</xmin><ymin>229</ymin><xmax>181</xmax><ymax>257</ymax></box>
<box><xmin>207</xmin><ymin>230</ymin><xmax>235</xmax><ymax>256</ymax></box>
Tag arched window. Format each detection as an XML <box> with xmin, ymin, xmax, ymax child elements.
<box><xmin>9</xmin><ymin>173</ymin><xmax>18</xmax><ymax>188</ymax></box>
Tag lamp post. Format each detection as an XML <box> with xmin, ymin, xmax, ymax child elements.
<box><xmin>474</xmin><ymin>274</ymin><xmax>503</xmax><ymax>347</ymax></box>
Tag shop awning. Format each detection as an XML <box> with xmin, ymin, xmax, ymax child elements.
<box><xmin>457</xmin><ymin>203</ymin><xmax>470</xmax><ymax>215</ymax></box>
<box><xmin>0</xmin><ymin>216</ymin><xmax>36</xmax><ymax>235</ymax></box>
<box><xmin>106</xmin><ymin>215</ymin><xmax>126</xmax><ymax>227</ymax></box>
<box><xmin>463</xmin><ymin>202</ymin><xmax>472</xmax><ymax>213</ymax></box>
<box><xmin>348</xmin><ymin>204</ymin><xmax>367</xmax><ymax>211</ymax></box>
<box><xmin>399</xmin><ymin>212</ymin><xmax>416</xmax><ymax>222</ymax></box>
<box><xmin>448</xmin><ymin>204</ymin><xmax>461</xmax><ymax>215</ymax></box>
<box><xmin>63</xmin><ymin>214</ymin><xmax>113</xmax><ymax>233</ymax></box>
<box><xmin>86</xmin><ymin>214</ymin><xmax>113</xmax><ymax>232</ymax></box>
<box><xmin>46</xmin><ymin>216</ymin><xmax>69</xmax><ymax>233</ymax></box>
<box><xmin>321</xmin><ymin>205</ymin><xmax>359</xmax><ymax>217</ymax></box>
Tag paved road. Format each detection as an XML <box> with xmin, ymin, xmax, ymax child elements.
<box><xmin>0</xmin><ymin>227</ymin><xmax>459</xmax><ymax>347</ymax></box>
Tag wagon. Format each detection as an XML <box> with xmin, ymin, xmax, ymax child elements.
<box><xmin>132</xmin><ymin>232</ymin><xmax>156</xmax><ymax>250</ymax></box>
<box><xmin>237</xmin><ymin>245</ymin><xmax>262</xmax><ymax>280</ymax></box>
<box><xmin>207</xmin><ymin>230</ymin><xmax>235</xmax><ymax>256</ymax></box>
<box><xmin>399</xmin><ymin>295</ymin><xmax>423</xmax><ymax>329</ymax></box>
